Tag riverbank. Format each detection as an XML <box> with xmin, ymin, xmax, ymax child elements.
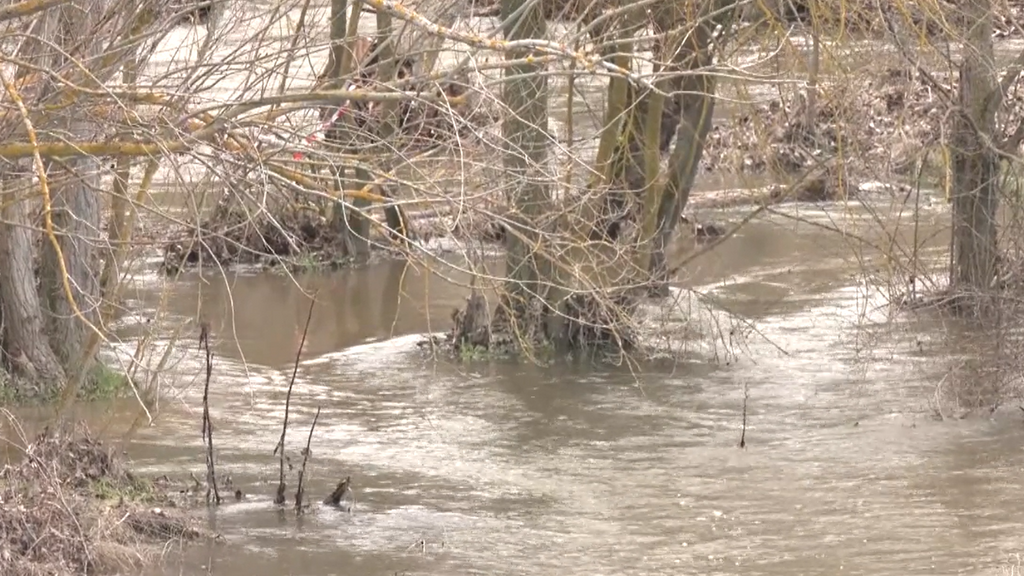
<box><xmin>0</xmin><ymin>429</ymin><xmax>213</xmax><ymax>576</ymax></box>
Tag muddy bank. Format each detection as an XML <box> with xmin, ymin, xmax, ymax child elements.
<box><xmin>703</xmin><ymin>66</ymin><xmax>1024</xmax><ymax>182</ymax></box>
<box><xmin>0</xmin><ymin>429</ymin><xmax>211</xmax><ymax>576</ymax></box>
<box><xmin>160</xmin><ymin>62</ymin><xmax>954</xmax><ymax>275</ymax></box>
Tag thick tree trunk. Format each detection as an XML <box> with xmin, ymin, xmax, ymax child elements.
<box><xmin>40</xmin><ymin>159</ymin><xmax>103</xmax><ymax>368</ymax></box>
<box><xmin>499</xmin><ymin>0</ymin><xmax>552</xmax><ymax>328</ymax></box>
<box><xmin>0</xmin><ymin>180</ymin><xmax>67</xmax><ymax>393</ymax></box>
<box><xmin>39</xmin><ymin>5</ymin><xmax>104</xmax><ymax>371</ymax></box>
<box><xmin>949</xmin><ymin>0</ymin><xmax>1000</xmax><ymax>303</ymax></box>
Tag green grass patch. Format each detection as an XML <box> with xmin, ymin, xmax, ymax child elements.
<box><xmin>81</xmin><ymin>363</ymin><xmax>130</xmax><ymax>401</ymax></box>
<box><xmin>90</xmin><ymin>474</ymin><xmax>160</xmax><ymax>504</ymax></box>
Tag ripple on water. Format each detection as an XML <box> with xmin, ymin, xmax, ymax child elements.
<box><xmin>129</xmin><ymin>282</ymin><xmax>1024</xmax><ymax>576</ymax></box>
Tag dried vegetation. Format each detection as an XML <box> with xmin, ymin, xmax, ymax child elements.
<box><xmin>0</xmin><ymin>429</ymin><xmax>211</xmax><ymax>576</ymax></box>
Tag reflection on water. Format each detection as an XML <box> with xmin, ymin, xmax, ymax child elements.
<box><xmin>103</xmin><ymin>202</ymin><xmax>1024</xmax><ymax>576</ymax></box>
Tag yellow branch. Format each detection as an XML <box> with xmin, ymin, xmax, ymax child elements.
<box><xmin>0</xmin><ymin>140</ymin><xmax>179</xmax><ymax>159</ymax></box>
<box><xmin>0</xmin><ymin>0</ymin><xmax>68</xmax><ymax>23</ymax></box>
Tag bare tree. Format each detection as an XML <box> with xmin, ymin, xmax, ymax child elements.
<box><xmin>949</xmin><ymin>0</ymin><xmax>1000</xmax><ymax>304</ymax></box>
<box><xmin>0</xmin><ymin>0</ymin><xmax>174</xmax><ymax>398</ymax></box>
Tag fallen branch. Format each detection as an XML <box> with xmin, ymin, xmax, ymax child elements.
<box><xmin>273</xmin><ymin>293</ymin><xmax>317</xmax><ymax>505</ymax></box>
<box><xmin>294</xmin><ymin>406</ymin><xmax>321</xmax><ymax>514</ymax></box>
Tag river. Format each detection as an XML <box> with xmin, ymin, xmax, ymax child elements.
<box><xmin>92</xmin><ymin>198</ymin><xmax>1023</xmax><ymax>576</ymax></box>
<box><xmin>67</xmin><ymin>2</ymin><xmax>1024</xmax><ymax>575</ymax></box>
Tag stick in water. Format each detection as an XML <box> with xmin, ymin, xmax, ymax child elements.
<box><xmin>201</xmin><ymin>323</ymin><xmax>221</xmax><ymax>505</ymax></box>
<box><xmin>295</xmin><ymin>406</ymin><xmax>321</xmax><ymax>514</ymax></box>
<box><xmin>739</xmin><ymin>381</ymin><xmax>749</xmax><ymax>449</ymax></box>
<box><xmin>274</xmin><ymin>293</ymin><xmax>318</xmax><ymax>505</ymax></box>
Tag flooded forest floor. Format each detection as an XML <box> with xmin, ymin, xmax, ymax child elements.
<box><xmin>155</xmin><ymin>22</ymin><xmax>1013</xmax><ymax>277</ymax></box>
<box><xmin>158</xmin><ymin>58</ymin><xmax>1010</xmax><ymax>275</ymax></box>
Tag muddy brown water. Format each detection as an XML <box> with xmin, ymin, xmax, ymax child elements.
<box><xmin>89</xmin><ymin>199</ymin><xmax>1024</xmax><ymax>576</ymax></box>
<box><xmin>77</xmin><ymin>7</ymin><xmax>1024</xmax><ymax>575</ymax></box>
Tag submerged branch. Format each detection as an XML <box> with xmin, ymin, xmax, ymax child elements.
<box><xmin>295</xmin><ymin>406</ymin><xmax>321</xmax><ymax>514</ymax></box>
<box><xmin>201</xmin><ymin>327</ymin><xmax>221</xmax><ymax>506</ymax></box>
<box><xmin>274</xmin><ymin>293</ymin><xmax>317</xmax><ymax>505</ymax></box>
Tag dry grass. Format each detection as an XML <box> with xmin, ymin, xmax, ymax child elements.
<box><xmin>0</xmin><ymin>427</ymin><xmax>210</xmax><ymax>576</ymax></box>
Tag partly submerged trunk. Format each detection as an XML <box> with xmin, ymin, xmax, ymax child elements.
<box><xmin>949</xmin><ymin>0</ymin><xmax>1000</xmax><ymax>305</ymax></box>
<box><xmin>326</xmin><ymin>0</ymin><xmax>373</xmax><ymax>261</ymax></box>
<box><xmin>498</xmin><ymin>0</ymin><xmax>553</xmax><ymax>336</ymax></box>
<box><xmin>647</xmin><ymin>3</ymin><xmax>733</xmax><ymax>294</ymax></box>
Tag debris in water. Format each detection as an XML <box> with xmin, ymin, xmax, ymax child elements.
<box><xmin>323</xmin><ymin>476</ymin><xmax>354</xmax><ymax>513</ymax></box>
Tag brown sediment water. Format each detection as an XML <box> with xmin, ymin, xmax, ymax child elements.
<box><xmin>62</xmin><ymin>4</ymin><xmax>1024</xmax><ymax>574</ymax></box>
<box><xmin>95</xmin><ymin>197</ymin><xmax>1024</xmax><ymax>576</ymax></box>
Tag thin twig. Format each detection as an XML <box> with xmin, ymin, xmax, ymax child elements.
<box><xmin>295</xmin><ymin>406</ymin><xmax>321</xmax><ymax>514</ymax></box>
<box><xmin>274</xmin><ymin>293</ymin><xmax>318</xmax><ymax>505</ymax></box>
<box><xmin>201</xmin><ymin>324</ymin><xmax>221</xmax><ymax>505</ymax></box>
<box><xmin>739</xmin><ymin>381</ymin><xmax>748</xmax><ymax>449</ymax></box>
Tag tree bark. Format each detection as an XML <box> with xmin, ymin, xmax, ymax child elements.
<box><xmin>39</xmin><ymin>4</ymin><xmax>104</xmax><ymax>371</ymax></box>
<box><xmin>0</xmin><ymin>181</ymin><xmax>67</xmax><ymax>393</ymax></box>
<box><xmin>647</xmin><ymin>2</ymin><xmax>735</xmax><ymax>294</ymax></box>
<box><xmin>499</xmin><ymin>0</ymin><xmax>553</xmax><ymax>327</ymax></box>
<box><xmin>949</xmin><ymin>0</ymin><xmax>1000</xmax><ymax>304</ymax></box>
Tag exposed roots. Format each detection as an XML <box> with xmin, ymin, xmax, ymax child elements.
<box><xmin>0</xmin><ymin>428</ymin><xmax>210</xmax><ymax>576</ymax></box>
<box><xmin>438</xmin><ymin>289</ymin><xmax>641</xmax><ymax>359</ymax></box>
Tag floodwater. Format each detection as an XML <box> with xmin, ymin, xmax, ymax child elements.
<box><xmin>103</xmin><ymin>197</ymin><xmax>1024</xmax><ymax>576</ymax></box>
<box><xmin>84</xmin><ymin>3</ymin><xmax>1024</xmax><ymax>575</ymax></box>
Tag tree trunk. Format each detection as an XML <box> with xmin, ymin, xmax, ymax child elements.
<box><xmin>324</xmin><ymin>0</ymin><xmax>349</xmax><ymax>83</ymax></box>
<box><xmin>0</xmin><ymin>0</ymin><xmax>154</xmax><ymax>398</ymax></box>
<box><xmin>371</xmin><ymin>9</ymin><xmax>410</xmax><ymax>247</ymax></box>
<box><xmin>499</xmin><ymin>0</ymin><xmax>552</xmax><ymax>326</ymax></box>
<box><xmin>647</xmin><ymin>2</ymin><xmax>734</xmax><ymax>294</ymax></box>
<box><xmin>39</xmin><ymin>5</ymin><xmax>104</xmax><ymax>371</ymax></box>
<box><xmin>325</xmin><ymin>0</ymin><xmax>374</xmax><ymax>261</ymax></box>
<box><xmin>40</xmin><ymin>161</ymin><xmax>103</xmax><ymax>368</ymax></box>
<box><xmin>0</xmin><ymin>180</ymin><xmax>67</xmax><ymax>394</ymax></box>
<box><xmin>949</xmin><ymin>0</ymin><xmax>1000</xmax><ymax>305</ymax></box>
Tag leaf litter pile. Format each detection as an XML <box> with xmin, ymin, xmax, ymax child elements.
<box><xmin>0</xmin><ymin>429</ymin><xmax>211</xmax><ymax>576</ymax></box>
